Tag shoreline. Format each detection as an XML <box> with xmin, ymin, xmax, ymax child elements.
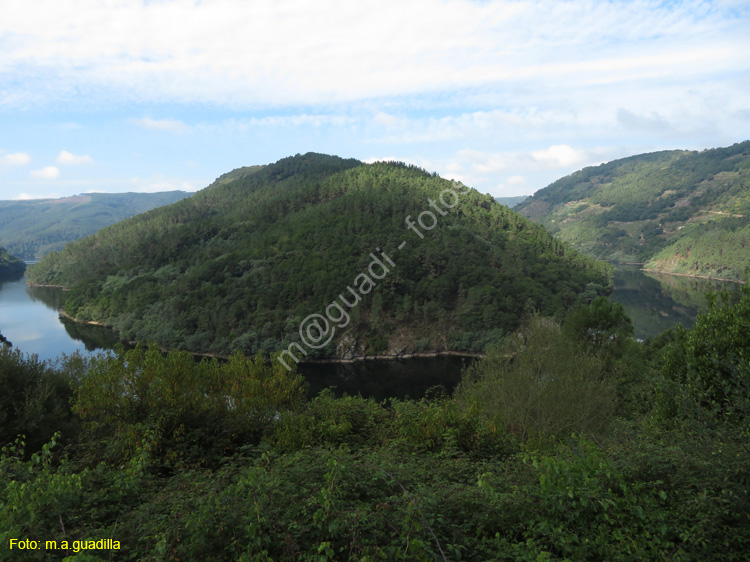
<box><xmin>300</xmin><ymin>350</ymin><xmax>484</xmax><ymax>364</ymax></box>
<box><xmin>641</xmin><ymin>268</ymin><xmax>746</xmax><ymax>285</ymax></box>
<box><xmin>605</xmin><ymin>261</ymin><xmax>746</xmax><ymax>284</ymax></box>
<box><xmin>26</xmin><ymin>281</ymin><xmax>70</xmax><ymax>290</ymax></box>
<box><xmin>56</xmin><ymin>310</ymin><xmax>484</xmax><ymax>364</ymax></box>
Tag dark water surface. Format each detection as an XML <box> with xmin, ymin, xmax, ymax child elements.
<box><xmin>1</xmin><ymin>267</ymin><xmax>742</xmax><ymax>396</ymax></box>
<box><xmin>610</xmin><ymin>265</ymin><xmax>743</xmax><ymax>340</ymax></box>
<box><xmin>0</xmin><ymin>277</ymin><xmax>471</xmax><ymax>397</ymax></box>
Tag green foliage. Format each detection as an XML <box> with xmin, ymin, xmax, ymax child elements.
<box><xmin>654</xmin><ymin>286</ymin><xmax>750</xmax><ymax>426</ymax></box>
<box><xmin>517</xmin><ymin>141</ymin><xmax>750</xmax><ymax>280</ymax></box>
<box><xmin>456</xmin><ymin>316</ymin><xmax>616</xmax><ymax>442</ymax></box>
<box><xmin>271</xmin><ymin>390</ymin><xmax>391</xmax><ymax>450</ymax></box>
<box><xmin>0</xmin><ymin>246</ymin><xmax>26</xmax><ymax>281</ymax></box>
<box><xmin>72</xmin><ymin>344</ymin><xmax>307</xmax><ymax>467</ymax></box>
<box><xmin>1</xmin><ymin>434</ymin><xmax>88</xmax><ymax>562</ymax></box>
<box><xmin>562</xmin><ymin>296</ymin><xmax>633</xmax><ymax>353</ymax></box>
<box><xmin>28</xmin><ymin>153</ymin><xmax>610</xmax><ymax>358</ymax></box>
<box><xmin>0</xmin><ymin>192</ymin><xmax>190</xmax><ymax>260</ymax></box>
<box><xmin>270</xmin><ymin>388</ymin><xmax>514</xmax><ymax>459</ymax></box>
<box><xmin>645</xmin><ymin>216</ymin><xmax>750</xmax><ymax>281</ymax></box>
<box><xmin>1</xmin><ymin>304</ymin><xmax>749</xmax><ymax>561</ymax></box>
<box><xmin>5</xmin><ymin>148</ymin><xmax>750</xmax><ymax>559</ymax></box>
<box><xmin>0</xmin><ymin>348</ymin><xmax>80</xmax><ymax>454</ymax></box>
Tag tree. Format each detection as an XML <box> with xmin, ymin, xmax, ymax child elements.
<box><xmin>657</xmin><ymin>287</ymin><xmax>750</xmax><ymax>425</ymax></box>
<box><xmin>563</xmin><ymin>296</ymin><xmax>634</xmax><ymax>354</ymax></box>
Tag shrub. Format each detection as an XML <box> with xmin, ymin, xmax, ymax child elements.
<box><xmin>655</xmin><ymin>286</ymin><xmax>750</xmax><ymax>426</ymax></box>
<box><xmin>71</xmin><ymin>344</ymin><xmax>307</xmax><ymax>467</ymax></box>
<box><xmin>0</xmin><ymin>348</ymin><xmax>80</xmax><ymax>454</ymax></box>
<box><xmin>456</xmin><ymin>315</ymin><xmax>616</xmax><ymax>443</ymax></box>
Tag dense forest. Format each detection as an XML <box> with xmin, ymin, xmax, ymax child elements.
<box><xmin>4</xmin><ymin>152</ymin><xmax>749</xmax><ymax>561</ymax></box>
<box><xmin>0</xmin><ymin>247</ymin><xmax>25</xmax><ymax>282</ymax></box>
<box><xmin>27</xmin><ymin>153</ymin><xmax>611</xmax><ymax>359</ymax></box>
<box><xmin>517</xmin><ymin>141</ymin><xmax>750</xmax><ymax>280</ymax></box>
<box><xmin>0</xmin><ymin>191</ymin><xmax>190</xmax><ymax>260</ymax></box>
<box><xmin>1</xmin><ymin>285</ymin><xmax>748</xmax><ymax>561</ymax></box>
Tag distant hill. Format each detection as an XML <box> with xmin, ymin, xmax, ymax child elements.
<box><xmin>28</xmin><ymin>153</ymin><xmax>611</xmax><ymax>359</ymax></box>
<box><xmin>0</xmin><ymin>247</ymin><xmax>25</xmax><ymax>282</ymax></box>
<box><xmin>495</xmin><ymin>195</ymin><xmax>530</xmax><ymax>208</ymax></box>
<box><xmin>516</xmin><ymin>141</ymin><xmax>750</xmax><ymax>281</ymax></box>
<box><xmin>0</xmin><ymin>191</ymin><xmax>192</xmax><ymax>259</ymax></box>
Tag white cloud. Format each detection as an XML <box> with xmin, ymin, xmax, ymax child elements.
<box><xmin>0</xmin><ymin>1</ymin><xmax>747</xmax><ymax>201</ymax></box>
<box><xmin>401</xmin><ymin>144</ymin><xmax>624</xmax><ymax>196</ymax></box>
<box><xmin>128</xmin><ymin>175</ymin><xmax>198</xmax><ymax>193</ymax></box>
<box><xmin>56</xmin><ymin>150</ymin><xmax>93</xmax><ymax>165</ymax></box>
<box><xmin>531</xmin><ymin>145</ymin><xmax>588</xmax><ymax>168</ymax></box>
<box><xmin>0</xmin><ymin>0</ymin><xmax>746</xmax><ymax>109</ymax></box>
<box><xmin>455</xmin><ymin>149</ymin><xmax>508</xmax><ymax>174</ymax></box>
<box><xmin>200</xmin><ymin>114</ymin><xmax>355</xmax><ymax>135</ymax></box>
<box><xmin>129</xmin><ymin>117</ymin><xmax>189</xmax><ymax>132</ymax></box>
<box><xmin>0</xmin><ymin>152</ymin><xmax>31</xmax><ymax>165</ymax></box>
<box><xmin>30</xmin><ymin>166</ymin><xmax>60</xmax><ymax>179</ymax></box>
<box><xmin>495</xmin><ymin>175</ymin><xmax>529</xmax><ymax>195</ymax></box>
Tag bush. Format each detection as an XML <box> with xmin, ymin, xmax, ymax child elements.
<box><xmin>655</xmin><ymin>286</ymin><xmax>750</xmax><ymax>426</ymax></box>
<box><xmin>0</xmin><ymin>348</ymin><xmax>80</xmax><ymax>454</ymax></box>
<box><xmin>271</xmin><ymin>390</ymin><xmax>389</xmax><ymax>450</ymax></box>
<box><xmin>71</xmin><ymin>344</ymin><xmax>307</xmax><ymax>467</ymax></box>
<box><xmin>456</xmin><ymin>315</ymin><xmax>616</xmax><ymax>443</ymax></box>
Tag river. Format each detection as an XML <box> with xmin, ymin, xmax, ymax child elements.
<box><xmin>0</xmin><ymin>275</ymin><xmax>469</xmax><ymax>399</ymax></box>
<box><xmin>610</xmin><ymin>265</ymin><xmax>743</xmax><ymax>339</ymax></box>
<box><xmin>0</xmin><ymin>267</ymin><xmax>742</xmax><ymax>397</ymax></box>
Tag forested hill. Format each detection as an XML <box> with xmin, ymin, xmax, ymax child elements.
<box><xmin>0</xmin><ymin>246</ymin><xmax>25</xmax><ymax>281</ymax></box>
<box><xmin>28</xmin><ymin>153</ymin><xmax>611</xmax><ymax>359</ymax></box>
<box><xmin>0</xmin><ymin>190</ymin><xmax>191</xmax><ymax>259</ymax></box>
<box><xmin>516</xmin><ymin>141</ymin><xmax>750</xmax><ymax>281</ymax></box>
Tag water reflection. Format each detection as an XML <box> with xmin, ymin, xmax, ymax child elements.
<box><xmin>0</xmin><ymin>278</ymin><xmax>121</xmax><ymax>362</ymax></box>
<box><xmin>300</xmin><ymin>355</ymin><xmax>472</xmax><ymax>400</ymax></box>
<box><xmin>25</xmin><ymin>284</ymin><xmax>66</xmax><ymax>311</ymax></box>
<box><xmin>2</xmin><ymin>267</ymin><xmax>743</xmax><ymax>393</ymax></box>
<box><xmin>611</xmin><ymin>266</ymin><xmax>742</xmax><ymax>339</ymax></box>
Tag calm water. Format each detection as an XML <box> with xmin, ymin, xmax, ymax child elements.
<box><xmin>1</xmin><ymin>267</ymin><xmax>742</xmax><ymax>395</ymax></box>
<box><xmin>0</xmin><ymin>276</ymin><xmax>469</xmax><ymax>398</ymax></box>
<box><xmin>0</xmin><ymin>277</ymin><xmax>120</xmax><ymax>362</ymax></box>
<box><xmin>610</xmin><ymin>265</ymin><xmax>743</xmax><ymax>339</ymax></box>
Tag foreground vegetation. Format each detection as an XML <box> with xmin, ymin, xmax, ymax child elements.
<box><xmin>27</xmin><ymin>154</ymin><xmax>610</xmax><ymax>358</ymax></box>
<box><xmin>2</xmin><ymin>289</ymin><xmax>748</xmax><ymax>561</ymax></box>
<box><xmin>517</xmin><ymin>141</ymin><xmax>750</xmax><ymax>280</ymax></box>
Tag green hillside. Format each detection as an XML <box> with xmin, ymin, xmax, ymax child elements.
<box><xmin>516</xmin><ymin>141</ymin><xmax>750</xmax><ymax>281</ymax></box>
<box><xmin>0</xmin><ymin>246</ymin><xmax>25</xmax><ymax>282</ymax></box>
<box><xmin>28</xmin><ymin>153</ymin><xmax>611</xmax><ymax>359</ymax></box>
<box><xmin>0</xmin><ymin>190</ymin><xmax>191</xmax><ymax>259</ymax></box>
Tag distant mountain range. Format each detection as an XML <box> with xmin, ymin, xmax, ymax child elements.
<box><xmin>516</xmin><ymin>141</ymin><xmax>750</xmax><ymax>281</ymax></box>
<box><xmin>0</xmin><ymin>191</ymin><xmax>191</xmax><ymax>260</ymax></box>
<box><xmin>28</xmin><ymin>153</ymin><xmax>610</xmax><ymax>359</ymax></box>
<box><xmin>495</xmin><ymin>195</ymin><xmax>530</xmax><ymax>208</ymax></box>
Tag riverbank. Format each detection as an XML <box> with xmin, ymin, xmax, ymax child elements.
<box><xmin>642</xmin><ymin>268</ymin><xmax>747</xmax><ymax>284</ymax></box>
<box><xmin>26</xmin><ymin>281</ymin><xmax>69</xmax><ymax>290</ymax></box>
<box><xmin>57</xmin><ymin>310</ymin><xmax>483</xmax><ymax>364</ymax></box>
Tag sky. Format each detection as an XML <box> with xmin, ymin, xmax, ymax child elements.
<box><xmin>0</xmin><ymin>0</ymin><xmax>748</xmax><ymax>201</ymax></box>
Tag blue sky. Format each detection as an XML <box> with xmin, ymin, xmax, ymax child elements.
<box><xmin>1</xmin><ymin>0</ymin><xmax>748</xmax><ymax>200</ymax></box>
